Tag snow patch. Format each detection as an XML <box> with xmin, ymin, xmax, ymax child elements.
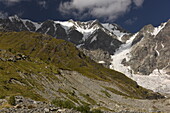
<box><xmin>90</xmin><ymin>35</ymin><xmax>97</xmax><ymax>43</ymax></box>
<box><xmin>9</xmin><ymin>15</ymin><xmax>20</xmax><ymax>22</ymax></box>
<box><xmin>55</xmin><ymin>21</ymin><xmax>74</xmax><ymax>31</ymax></box>
<box><xmin>151</xmin><ymin>22</ymin><xmax>167</xmax><ymax>36</ymax></box>
<box><xmin>102</xmin><ymin>23</ymin><xmax>128</xmax><ymax>41</ymax></box>
<box><xmin>45</xmin><ymin>28</ymin><xmax>50</xmax><ymax>34</ymax></box>
<box><xmin>55</xmin><ymin>21</ymin><xmax>97</xmax><ymax>41</ymax></box>
<box><xmin>154</xmin><ymin>42</ymin><xmax>160</xmax><ymax>56</ymax></box>
<box><xmin>21</xmin><ymin>19</ymin><xmax>42</xmax><ymax>31</ymax></box>
<box><xmin>161</xmin><ymin>42</ymin><xmax>165</xmax><ymax>48</ymax></box>
<box><xmin>76</xmin><ymin>43</ymin><xmax>84</xmax><ymax>48</ymax></box>
<box><xmin>98</xmin><ymin>61</ymin><xmax>105</xmax><ymax>64</ymax></box>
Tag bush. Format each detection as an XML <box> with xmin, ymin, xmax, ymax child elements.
<box><xmin>8</xmin><ymin>96</ymin><xmax>16</xmax><ymax>106</ymax></box>
<box><xmin>76</xmin><ymin>105</ymin><xmax>91</xmax><ymax>113</ymax></box>
<box><xmin>0</xmin><ymin>95</ymin><xmax>5</xmax><ymax>99</ymax></box>
<box><xmin>52</xmin><ymin>98</ymin><xmax>103</xmax><ymax>113</ymax></box>
<box><xmin>52</xmin><ymin>98</ymin><xmax>75</xmax><ymax>109</ymax></box>
<box><xmin>92</xmin><ymin>109</ymin><xmax>103</xmax><ymax>113</ymax></box>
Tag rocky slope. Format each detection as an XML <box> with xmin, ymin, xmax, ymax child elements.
<box><xmin>110</xmin><ymin>19</ymin><xmax>170</xmax><ymax>94</ymax></box>
<box><xmin>0</xmin><ymin>31</ymin><xmax>169</xmax><ymax>112</ymax></box>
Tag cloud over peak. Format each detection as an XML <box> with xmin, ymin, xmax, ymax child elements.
<box><xmin>59</xmin><ymin>0</ymin><xmax>144</xmax><ymax>21</ymax></box>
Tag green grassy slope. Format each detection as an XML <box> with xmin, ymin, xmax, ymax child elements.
<box><xmin>0</xmin><ymin>31</ymin><xmax>162</xmax><ymax>101</ymax></box>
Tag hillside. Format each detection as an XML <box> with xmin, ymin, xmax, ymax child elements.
<box><xmin>0</xmin><ymin>31</ymin><xmax>168</xmax><ymax>112</ymax></box>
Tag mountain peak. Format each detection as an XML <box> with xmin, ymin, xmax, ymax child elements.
<box><xmin>8</xmin><ymin>15</ymin><xmax>20</xmax><ymax>22</ymax></box>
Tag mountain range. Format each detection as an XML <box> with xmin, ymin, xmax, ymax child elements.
<box><xmin>0</xmin><ymin>15</ymin><xmax>169</xmax><ymax>94</ymax></box>
<box><xmin>0</xmin><ymin>16</ymin><xmax>170</xmax><ymax>112</ymax></box>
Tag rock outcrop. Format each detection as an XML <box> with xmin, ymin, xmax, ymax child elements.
<box><xmin>126</xmin><ymin>20</ymin><xmax>170</xmax><ymax>75</ymax></box>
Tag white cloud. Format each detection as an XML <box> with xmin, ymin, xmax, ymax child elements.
<box><xmin>0</xmin><ymin>11</ymin><xmax>8</xmax><ymax>19</ymax></box>
<box><xmin>59</xmin><ymin>0</ymin><xmax>145</xmax><ymax>21</ymax></box>
<box><xmin>0</xmin><ymin>0</ymin><xmax>27</xmax><ymax>5</ymax></box>
<box><xmin>37</xmin><ymin>1</ymin><xmax>47</xmax><ymax>9</ymax></box>
<box><xmin>133</xmin><ymin>0</ymin><xmax>144</xmax><ymax>7</ymax></box>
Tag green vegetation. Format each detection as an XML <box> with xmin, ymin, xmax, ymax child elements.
<box><xmin>76</xmin><ymin>105</ymin><xmax>91</xmax><ymax>113</ymax></box>
<box><xmin>80</xmin><ymin>93</ymin><xmax>97</xmax><ymax>105</ymax></box>
<box><xmin>52</xmin><ymin>98</ymin><xmax>76</xmax><ymax>109</ymax></box>
<box><xmin>101</xmin><ymin>90</ymin><xmax>111</xmax><ymax>98</ymax></box>
<box><xmin>8</xmin><ymin>96</ymin><xmax>16</xmax><ymax>106</ymax></box>
<box><xmin>103</xmin><ymin>86</ymin><xmax>128</xmax><ymax>97</ymax></box>
<box><xmin>52</xmin><ymin>98</ymin><xmax>103</xmax><ymax>113</ymax></box>
<box><xmin>58</xmin><ymin>88</ymin><xmax>68</xmax><ymax>95</ymax></box>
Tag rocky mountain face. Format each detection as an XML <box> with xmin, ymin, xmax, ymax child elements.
<box><xmin>0</xmin><ymin>15</ymin><xmax>129</xmax><ymax>54</ymax></box>
<box><xmin>0</xmin><ymin>31</ymin><xmax>169</xmax><ymax>112</ymax></box>
<box><xmin>110</xmin><ymin>19</ymin><xmax>170</xmax><ymax>94</ymax></box>
<box><xmin>127</xmin><ymin>21</ymin><xmax>170</xmax><ymax>75</ymax></box>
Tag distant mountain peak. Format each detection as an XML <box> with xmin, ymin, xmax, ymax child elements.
<box><xmin>0</xmin><ymin>16</ymin><xmax>130</xmax><ymax>54</ymax></box>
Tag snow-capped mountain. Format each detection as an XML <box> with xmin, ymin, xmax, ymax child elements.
<box><xmin>110</xmin><ymin>19</ymin><xmax>170</xmax><ymax>93</ymax></box>
<box><xmin>1</xmin><ymin>15</ymin><xmax>170</xmax><ymax>94</ymax></box>
<box><xmin>0</xmin><ymin>15</ymin><xmax>129</xmax><ymax>54</ymax></box>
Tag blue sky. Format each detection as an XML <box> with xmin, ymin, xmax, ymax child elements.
<box><xmin>0</xmin><ymin>0</ymin><xmax>170</xmax><ymax>32</ymax></box>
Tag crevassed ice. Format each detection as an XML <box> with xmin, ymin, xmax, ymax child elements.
<box><xmin>110</xmin><ymin>32</ymin><xmax>170</xmax><ymax>94</ymax></box>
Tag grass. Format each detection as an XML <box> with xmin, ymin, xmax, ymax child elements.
<box><xmin>80</xmin><ymin>93</ymin><xmax>97</xmax><ymax>105</ymax></box>
<box><xmin>52</xmin><ymin>98</ymin><xmax>103</xmax><ymax>113</ymax></box>
<box><xmin>103</xmin><ymin>86</ymin><xmax>128</xmax><ymax>97</ymax></box>
<box><xmin>52</xmin><ymin>98</ymin><xmax>76</xmax><ymax>109</ymax></box>
<box><xmin>101</xmin><ymin>90</ymin><xmax>111</xmax><ymax>98</ymax></box>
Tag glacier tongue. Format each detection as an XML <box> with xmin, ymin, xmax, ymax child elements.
<box><xmin>110</xmin><ymin>33</ymin><xmax>170</xmax><ymax>94</ymax></box>
<box><xmin>110</xmin><ymin>33</ymin><xmax>138</xmax><ymax>73</ymax></box>
<box><xmin>133</xmin><ymin>69</ymin><xmax>170</xmax><ymax>93</ymax></box>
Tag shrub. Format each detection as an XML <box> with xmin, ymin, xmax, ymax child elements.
<box><xmin>8</xmin><ymin>96</ymin><xmax>16</xmax><ymax>106</ymax></box>
<box><xmin>0</xmin><ymin>95</ymin><xmax>5</xmax><ymax>99</ymax></box>
<box><xmin>52</xmin><ymin>98</ymin><xmax>75</xmax><ymax>109</ymax></box>
<box><xmin>76</xmin><ymin>105</ymin><xmax>91</xmax><ymax>113</ymax></box>
<box><xmin>92</xmin><ymin>109</ymin><xmax>103</xmax><ymax>113</ymax></box>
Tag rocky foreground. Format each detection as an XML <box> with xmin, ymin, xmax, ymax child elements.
<box><xmin>1</xmin><ymin>96</ymin><xmax>170</xmax><ymax>113</ymax></box>
<box><xmin>0</xmin><ymin>96</ymin><xmax>81</xmax><ymax>113</ymax></box>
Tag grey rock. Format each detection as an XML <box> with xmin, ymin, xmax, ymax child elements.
<box><xmin>125</xmin><ymin>20</ymin><xmax>170</xmax><ymax>75</ymax></box>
